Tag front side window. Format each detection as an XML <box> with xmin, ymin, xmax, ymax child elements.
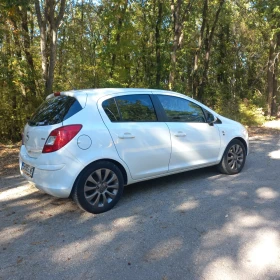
<box><xmin>157</xmin><ymin>95</ymin><xmax>205</xmax><ymax>123</ymax></box>
<box><xmin>204</xmin><ymin>110</ymin><xmax>215</xmax><ymax>123</ymax></box>
<box><xmin>103</xmin><ymin>94</ymin><xmax>157</xmax><ymax>122</ymax></box>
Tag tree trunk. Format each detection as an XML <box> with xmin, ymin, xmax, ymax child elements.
<box><xmin>155</xmin><ymin>0</ymin><xmax>163</xmax><ymax>88</ymax></box>
<box><xmin>20</xmin><ymin>6</ymin><xmax>38</xmax><ymax>96</ymax></box>
<box><xmin>272</xmin><ymin>59</ymin><xmax>278</xmax><ymax>116</ymax></box>
<box><xmin>169</xmin><ymin>0</ymin><xmax>193</xmax><ymax>90</ymax></box>
<box><xmin>193</xmin><ymin>0</ymin><xmax>208</xmax><ymax>98</ymax></box>
<box><xmin>110</xmin><ymin>1</ymin><xmax>128</xmax><ymax>79</ymax></box>
<box><xmin>197</xmin><ymin>0</ymin><xmax>225</xmax><ymax>102</ymax></box>
<box><xmin>35</xmin><ymin>0</ymin><xmax>66</xmax><ymax>96</ymax></box>
<box><xmin>267</xmin><ymin>38</ymin><xmax>277</xmax><ymax>117</ymax></box>
<box><xmin>272</xmin><ymin>34</ymin><xmax>280</xmax><ymax>116</ymax></box>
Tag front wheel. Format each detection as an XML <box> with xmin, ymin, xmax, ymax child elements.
<box><xmin>72</xmin><ymin>161</ymin><xmax>124</xmax><ymax>214</ymax></box>
<box><xmin>218</xmin><ymin>139</ymin><xmax>246</xmax><ymax>175</ymax></box>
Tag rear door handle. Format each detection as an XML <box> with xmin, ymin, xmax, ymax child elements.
<box><xmin>118</xmin><ymin>133</ymin><xmax>135</xmax><ymax>139</ymax></box>
<box><xmin>174</xmin><ymin>131</ymin><xmax>186</xmax><ymax>137</ymax></box>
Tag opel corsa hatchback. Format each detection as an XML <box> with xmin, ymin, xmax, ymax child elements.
<box><xmin>20</xmin><ymin>88</ymin><xmax>249</xmax><ymax>213</ymax></box>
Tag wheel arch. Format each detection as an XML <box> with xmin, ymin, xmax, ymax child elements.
<box><xmin>233</xmin><ymin>137</ymin><xmax>248</xmax><ymax>155</ymax></box>
<box><xmin>70</xmin><ymin>158</ymin><xmax>128</xmax><ymax>198</ymax></box>
<box><xmin>98</xmin><ymin>158</ymin><xmax>128</xmax><ymax>185</ymax></box>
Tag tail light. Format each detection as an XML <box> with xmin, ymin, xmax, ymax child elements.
<box><xmin>54</xmin><ymin>92</ymin><xmax>61</xmax><ymax>96</ymax></box>
<box><xmin>42</xmin><ymin>125</ymin><xmax>82</xmax><ymax>153</ymax></box>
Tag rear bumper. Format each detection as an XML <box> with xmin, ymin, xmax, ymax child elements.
<box><xmin>19</xmin><ymin>146</ymin><xmax>84</xmax><ymax>198</ymax></box>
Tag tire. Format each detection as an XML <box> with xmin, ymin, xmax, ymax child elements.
<box><xmin>72</xmin><ymin>161</ymin><xmax>124</xmax><ymax>214</ymax></box>
<box><xmin>218</xmin><ymin>139</ymin><xmax>246</xmax><ymax>175</ymax></box>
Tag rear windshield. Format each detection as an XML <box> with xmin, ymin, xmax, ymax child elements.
<box><xmin>28</xmin><ymin>96</ymin><xmax>82</xmax><ymax>126</ymax></box>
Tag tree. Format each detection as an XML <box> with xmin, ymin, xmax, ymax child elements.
<box><xmin>192</xmin><ymin>0</ymin><xmax>225</xmax><ymax>102</ymax></box>
<box><xmin>168</xmin><ymin>0</ymin><xmax>193</xmax><ymax>90</ymax></box>
<box><xmin>35</xmin><ymin>0</ymin><xmax>66</xmax><ymax>96</ymax></box>
<box><xmin>252</xmin><ymin>0</ymin><xmax>280</xmax><ymax>117</ymax></box>
<box><xmin>1</xmin><ymin>0</ymin><xmax>279</xmax><ymax>142</ymax></box>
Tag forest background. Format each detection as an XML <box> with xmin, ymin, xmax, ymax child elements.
<box><xmin>1</xmin><ymin>0</ymin><xmax>280</xmax><ymax>142</ymax></box>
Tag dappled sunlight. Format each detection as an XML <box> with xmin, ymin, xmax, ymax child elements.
<box><xmin>206</xmin><ymin>173</ymin><xmax>239</xmax><ymax>183</ymax></box>
<box><xmin>24</xmin><ymin>198</ymin><xmax>77</xmax><ymax>220</ymax></box>
<box><xmin>112</xmin><ymin>216</ymin><xmax>137</xmax><ymax>229</ymax></box>
<box><xmin>144</xmin><ymin>238</ymin><xmax>183</xmax><ymax>262</ymax></box>
<box><xmin>205</xmin><ymin>188</ymin><xmax>229</xmax><ymax>197</ymax></box>
<box><xmin>1</xmin><ymin>188</ymin><xmax>76</xmax><ymax>215</ymax></box>
<box><xmin>237</xmin><ymin>214</ymin><xmax>265</xmax><ymax>228</ymax></box>
<box><xmin>222</xmin><ymin>213</ymin><xmax>274</xmax><ymax>234</ymax></box>
<box><xmin>268</xmin><ymin>149</ymin><xmax>280</xmax><ymax>159</ymax></box>
<box><xmin>201</xmin><ymin>214</ymin><xmax>266</xmax><ymax>249</ymax></box>
<box><xmin>0</xmin><ymin>183</ymin><xmax>33</xmax><ymax>200</ymax></box>
<box><xmin>256</xmin><ymin>187</ymin><xmax>279</xmax><ymax>200</ymax></box>
<box><xmin>174</xmin><ymin>199</ymin><xmax>199</xmax><ymax>211</ymax></box>
<box><xmin>52</xmin><ymin>229</ymin><xmax>116</xmax><ymax>260</ymax></box>
<box><xmin>203</xmin><ymin>257</ymin><xmax>241</xmax><ymax>280</ymax></box>
<box><xmin>0</xmin><ymin>180</ymin><xmax>80</xmax><ymax>244</ymax></box>
<box><xmin>206</xmin><ymin>174</ymin><xmax>224</xmax><ymax>180</ymax></box>
<box><xmin>0</xmin><ymin>225</ymin><xmax>31</xmax><ymax>244</ymax></box>
<box><xmin>199</xmin><ymin>211</ymin><xmax>280</xmax><ymax>279</ymax></box>
<box><xmin>51</xmin><ymin>215</ymin><xmax>139</xmax><ymax>263</ymax></box>
<box><xmin>242</xmin><ymin>229</ymin><xmax>280</xmax><ymax>271</ymax></box>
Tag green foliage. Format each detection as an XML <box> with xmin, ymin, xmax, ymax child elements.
<box><xmin>238</xmin><ymin>102</ymin><xmax>266</xmax><ymax>126</ymax></box>
<box><xmin>0</xmin><ymin>0</ymin><xmax>279</xmax><ymax>142</ymax></box>
<box><xmin>215</xmin><ymin>96</ymin><xmax>266</xmax><ymax>126</ymax></box>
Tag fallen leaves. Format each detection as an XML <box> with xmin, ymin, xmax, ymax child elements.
<box><xmin>0</xmin><ymin>142</ymin><xmax>21</xmax><ymax>177</ymax></box>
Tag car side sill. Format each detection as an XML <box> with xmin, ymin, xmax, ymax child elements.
<box><xmin>128</xmin><ymin>161</ymin><xmax>220</xmax><ymax>185</ymax></box>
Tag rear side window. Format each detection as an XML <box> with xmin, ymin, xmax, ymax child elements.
<box><xmin>28</xmin><ymin>96</ymin><xmax>82</xmax><ymax>126</ymax></box>
<box><xmin>157</xmin><ymin>95</ymin><xmax>205</xmax><ymax>123</ymax></box>
<box><xmin>102</xmin><ymin>95</ymin><xmax>157</xmax><ymax>122</ymax></box>
<box><xmin>102</xmin><ymin>98</ymin><xmax>121</xmax><ymax>122</ymax></box>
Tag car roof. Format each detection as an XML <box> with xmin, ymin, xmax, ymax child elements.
<box><xmin>59</xmin><ymin>88</ymin><xmax>191</xmax><ymax>100</ymax></box>
<box><xmin>63</xmin><ymin>88</ymin><xmax>167</xmax><ymax>96</ymax></box>
<box><xmin>47</xmin><ymin>88</ymin><xmax>216</xmax><ymax>115</ymax></box>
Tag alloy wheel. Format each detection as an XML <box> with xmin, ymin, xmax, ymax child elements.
<box><xmin>84</xmin><ymin>168</ymin><xmax>119</xmax><ymax>207</ymax></box>
<box><xmin>227</xmin><ymin>144</ymin><xmax>244</xmax><ymax>171</ymax></box>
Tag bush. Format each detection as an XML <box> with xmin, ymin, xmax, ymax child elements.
<box><xmin>214</xmin><ymin>97</ymin><xmax>265</xmax><ymax>127</ymax></box>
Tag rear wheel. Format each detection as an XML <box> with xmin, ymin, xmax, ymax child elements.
<box><xmin>218</xmin><ymin>139</ymin><xmax>246</xmax><ymax>175</ymax></box>
<box><xmin>72</xmin><ymin>161</ymin><xmax>124</xmax><ymax>214</ymax></box>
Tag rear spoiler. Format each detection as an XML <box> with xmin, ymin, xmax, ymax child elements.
<box><xmin>46</xmin><ymin>92</ymin><xmax>62</xmax><ymax>100</ymax></box>
<box><xmin>46</xmin><ymin>91</ymin><xmax>88</xmax><ymax>108</ymax></box>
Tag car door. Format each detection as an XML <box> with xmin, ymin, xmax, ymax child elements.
<box><xmin>98</xmin><ymin>93</ymin><xmax>171</xmax><ymax>180</ymax></box>
<box><xmin>155</xmin><ymin>94</ymin><xmax>221</xmax><ymax>172</ymax></box>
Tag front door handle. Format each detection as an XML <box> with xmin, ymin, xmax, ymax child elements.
<box><xmin>118</xmin><ymin>133</ymin><xmax>135</xmax><ymax>139</ymax></box>
<box><xmin>174</xmin><ymin>131</ymin><xmax>186</xmax><ymax>137</ymax></box>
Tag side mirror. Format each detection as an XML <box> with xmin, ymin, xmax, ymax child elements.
<box><xmin>207</xmin><ymin>115</ymin><xmax>217</xmax><ymax>126</ymax></box>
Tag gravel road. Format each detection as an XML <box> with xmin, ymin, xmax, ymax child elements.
<box><xmin>1</xmin><ymin>127</ymin><xmax>280</xmax><ymax>280</ymax></box>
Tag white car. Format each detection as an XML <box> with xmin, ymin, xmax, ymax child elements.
<box><xmin>19</xmin><ymin>88</ymin><xmax>249</xmax><ymax>213</ymax></box>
